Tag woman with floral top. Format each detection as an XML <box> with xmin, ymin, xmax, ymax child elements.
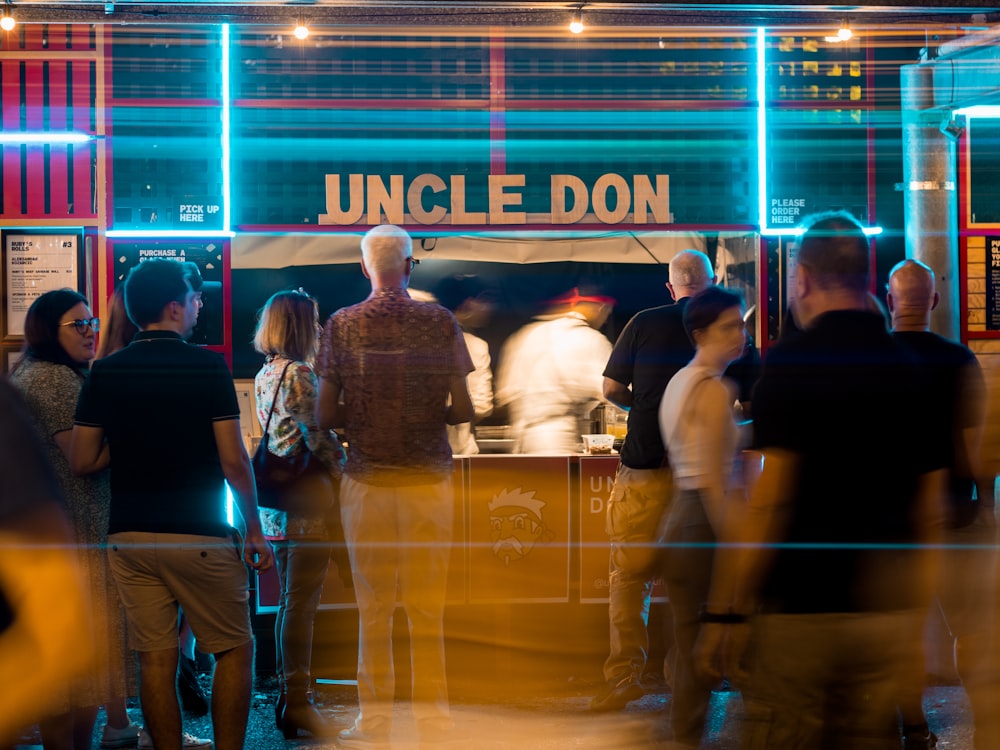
<box><xmin>252</xmin><ymin>289</ymin><xmax>345</xmax><ymax>739</ymax></box>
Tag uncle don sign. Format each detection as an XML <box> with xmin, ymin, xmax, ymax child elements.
<box><xmin>319</xmin><ymin>173</ymin><xmax>671</xmax><ymax>226</ymax></box>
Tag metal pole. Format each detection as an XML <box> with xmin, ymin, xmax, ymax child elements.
<box><xmin>900</xmin><ymin>61</ymin><xmax>960</xmax><ymax>340</ymax></box>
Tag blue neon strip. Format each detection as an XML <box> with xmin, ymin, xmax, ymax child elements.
<box><xmin>106</xmin><ymin>230</ymin><xmax>235</xmax><ymax>238</ymax></box>
<box><xmin>761</xmin><ymin>226</ymin><xmax>883</xmax><ymax>238</ymax></box>
<box><xmin>0</xmin><ymin>132</ymin><xmax>93</xmax><ymax>144</ymax></box>
<box><xmin>222</xmin><ymin>24</ymin><xmax>232</xmax><ymax>233</ymax></box>
<box><xmin>954</xmin><ymin>105</ymin><xmax>1000</xmax><ymax>119</ymax></box>
<box><xmin>756</xmin><ymin>27</ymin><xmax>768</xmax><ymax>230</ymax></box>
<box><xmin>755</xmin><ymin>27</ymin><xmax>881</xmax><ymax>237</ymax></box>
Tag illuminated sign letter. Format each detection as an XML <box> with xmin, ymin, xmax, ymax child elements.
<box><xmin>319</xmin><ymin>174</ymin><xmax>364</xmax><ymax>224</ymax></box>
<box><xmin>488</xmin><ymin>174</ymin><xmax>527</xmax><ymax>225</ymax></box>
<box><xmin>367</xmin><ymin>175</ymin><xmax>405</xmax><ymax>225</ymax></box>
<box><xmin>633</xmin><ymin>175</ymin><xmax>670</xmax><ymax>224</ymax></box>
<box><xmin>550</xmin><ymin>175</ymin><xmax>588</xmax><ymax>224</ymax></box>
<box><xmin>408</xmin><ymin>174</ymin><xmax>448</xmax><ymax>225</ymax></box>
<box><xmin>450</xmin><ymin>175</ymin><xmax>486</xmax><ymax>224</ymax></box>
<box><xmin>592</xmin><ymin>173</ymin><xmax>630</xmax><ymax>224</ymax></box>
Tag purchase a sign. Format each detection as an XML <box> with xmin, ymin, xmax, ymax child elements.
<box><xmin>319</xmin><ymin>172</ymin><xmax>671</xmax><ymax>226</ymax></box>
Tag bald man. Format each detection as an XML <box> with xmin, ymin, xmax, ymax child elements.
<box><xmin>887</xmin><ymin>258</ymin><xmax>998</xmax><ymax>750</ymax></box>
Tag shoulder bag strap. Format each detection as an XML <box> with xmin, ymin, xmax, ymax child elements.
<box><xmin>261</xmin><ymin>360</ymin><xmax>293</xmax><ymax>439</ymax></box>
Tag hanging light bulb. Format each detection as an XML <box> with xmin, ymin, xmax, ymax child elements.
<box><xmin>825</xmin><ymin>19</ymin><xmax>853</xmax><ymax>43</ymax></box>
<box><xmin>0</xmin><ymin>1</ymin><xmax>15</xmax><ymax>32</ymax></box>
<box><xmin>569</xmin><ymin>7</ymin><xmax>584</xmax><ymax>34</ymax></box>
<box><xmin>293</xmin><ymin>20</ymin><xmax>309</xmax><ymax>40</ymax></box>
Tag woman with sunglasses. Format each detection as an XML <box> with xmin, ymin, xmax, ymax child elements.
<box><xmin>9</xmin><ymin>288</ymin><xmax>136</xmax><ymax>750</ymax></box>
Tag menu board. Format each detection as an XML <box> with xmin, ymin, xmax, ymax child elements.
<box><xmin>987</xmin><ymin>236</ymin><xmax>1000</xmax><ymax>331</ymax></box>
<box><xmin>4</xmin><ymin>233</ymin><xmax>79</xmax><ymax>336</ymax></box>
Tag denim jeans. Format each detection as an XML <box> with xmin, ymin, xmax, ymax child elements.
<box><xmin>273</xmin><ymin>538</ymin><xmax>331</xmax><ymax>694</ymax></box>
<box><xmin>602</xmin><ymin>465</ymin><xmax>672</xmax><ymax>684</ymax></box>
<box><xmin>662</xmin><ymin>488</ymin><xmax>715</xmax><ymax>746</ymax></box>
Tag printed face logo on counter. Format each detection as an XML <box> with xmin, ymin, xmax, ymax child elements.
<box><xmin>488</xmin><ymin>487</ymin><xmax>553</xmax><ymax>567</ymax></box>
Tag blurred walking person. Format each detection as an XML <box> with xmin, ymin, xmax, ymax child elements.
<box><xmin>9</xmin><ymin>289</ymin><xmax>136</xmax><ymax>750</ymax></box>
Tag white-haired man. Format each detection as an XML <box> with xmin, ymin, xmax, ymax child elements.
<box><xmin>317</xmin><ymin>225</ymin><xmax>474</xmax><ymax>748</ymax></box>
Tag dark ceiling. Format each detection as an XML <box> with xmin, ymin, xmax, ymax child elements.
<box><xmin>7</xmin><ymin>1</ymin><xmax>1000</xmax><ymax>30</ymax></box>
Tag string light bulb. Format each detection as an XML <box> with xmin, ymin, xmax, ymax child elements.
<box><xmin>569</xmin><ymin>7</ymin><xmax>584</xmax><ymax>34</ymax></box>
<box><xmin>293</xmin><ymin>20</ymin><xmax>309</xmax><ymax>40</ymax></box>
<box><xmin>0</xmin><ymin>1</ymin><xmax>15</xmax><ymax>32</ymax></box>
<box><xmin>825</xmin><ymin>20</ymin><xmax>853</xmax><ymax>43</ymax></box>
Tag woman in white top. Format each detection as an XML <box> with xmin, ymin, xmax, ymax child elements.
<box><xmin>657</xmin><ymin>286</ymin><xmax>750</xmax><ymax>748</ymax></box>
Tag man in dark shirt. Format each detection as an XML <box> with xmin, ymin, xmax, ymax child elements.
<box><xmin>593</xmin><ymin>249</ymin><xmax>715</xmax><ymax>711</ymax></box>
<box><xmin>696</xmin><ymin>212</ymin><xmax>949</xmax><ymax>748</ymax></box>
<box><xmin>887</xmin><ymin>258</ymin><xmax>997</xmax><ymax>750</ymax></box>
<box><xmin>317</xmin><ymin>224</ymin><xmax>474</xmax><ymax>748</ymax></box>
<box><xmin>72</xmin><ymin>259</ymin><xmax>272</xmax><ymax>750</ymax></box>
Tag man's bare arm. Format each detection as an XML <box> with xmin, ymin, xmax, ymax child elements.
<box><xmin>603</xmin><ymin>376</ymin><xmax>632</xmax><ymax>411</ymax></box>
<box><xmin>446</xmin><ymin>374</ymin><xmax>474</xmax><ymax>425</ymax></box>
<box><xmin>316</xmin><ymin>377</ymin><xmax>346</xmax><ymax>431</ymax></box>
<box><xmin>69</xmin><ymin>424</ymin><xmax>109</xmax><ymax>476</ymax></box>
<box><xmin>213</xmin><ymin>419</ymin><xmax>272</xmax><ymax>572</ymax></box>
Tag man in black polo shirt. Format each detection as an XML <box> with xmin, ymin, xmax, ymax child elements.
<box><xmin>72</xmin><ymin>259</ymin><xmax>272</xmax><ymax>750</ymax></box>
<box><xmin>887</xmin><ymin>258</ymin><xmax>996</xmax><ymax>750</ymax></box>
<box><xmin>592</xmin><ymin>249</ymin><xmax>715</xmax><ymax>712</ymax></box>
<box><xmin>696</xmin><ymin>212</ymin><xmax>949</xmax><ymax>748</ymax></box>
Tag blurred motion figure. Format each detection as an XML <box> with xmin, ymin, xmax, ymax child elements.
<box><xmin>696</xmin><ymin>211</ymin><xmax>949</xmax><ymax>748</ymax></box>
<box><xmin>433</xmin><ymin>274</ymin><xmax>496</xmax><ymax>455</ymax></box>
<box><xmin>9</xmin><ymin>290</ymin><xmax>134</xmax><ymax>750</ymax></box>
<box><xmin>886</xmin><ymin>258</ymin><xmax>998</xmax><ymax>750</ymax></box>
<box><xmin>0</xmin><ymin>378</ymin><xmax>94</xmax><ymax>748</ymax></box>
<box><xmin>496</xmin><ymin>286</ymin><xmax>614</xmax><ymax>454</ymax></box>
<box><xmin>658</xmin><ymin>286</ymin><xmax>750</xmax><ymax>747</ymax></box>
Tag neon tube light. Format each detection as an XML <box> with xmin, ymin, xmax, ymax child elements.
<box><xmin>755</xmin><ymin>27</ymin><xmax>881</xmax><ymax>237</ymax></box>
<box><xmin>0</xmin><ymin>132</ymin><xmax>93</xmax><ymax>144</ymax></box>
<box><xmin>222</xmin><ymin>23</ymin><xmax>232</xmax><ymax>233</ymax></box>
<box><xmin>106</xmin><ymin>229</ymin><xmax>235</xmax><ymax>238</ymax></box>
<box><xmin>756</xmin><ymin>27</ymin><xmax>768</xmax><ymax>231</ymax></box>
<box><xmin>954</xmin><ymin>105</ymin><xmax>1000</xmax><ymax>118</ymax></box>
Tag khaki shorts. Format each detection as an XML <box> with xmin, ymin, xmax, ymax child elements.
<box><xmin>108</xmin><ymin>531</ymin><xmax>253</xmax><ymax>654</ymax></box>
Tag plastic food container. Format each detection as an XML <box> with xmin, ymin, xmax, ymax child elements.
<box><xmin>581</xmin><ymin>434</ymin><xmax>615</xmax><ymax>455</ymax></box>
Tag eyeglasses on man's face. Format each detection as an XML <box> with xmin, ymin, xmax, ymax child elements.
<box><xmin>408</xmin><ymin>257</ymin><xmax>420</xmax><ymax>270</ymax></box>
<box><xmin>59</xmin><ymin>318</ymin><xmax>101</xmax><ymax>334</ymax></box>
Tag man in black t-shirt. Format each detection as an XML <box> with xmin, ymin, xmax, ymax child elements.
<box><xmin>72</xmin><ymin>259</ymin><xmax>272</xmax><ymax>750</ymax></box>
<box><xmin>593</xmin><ymin>249</ymin><xmax>759</xmax><ymax>712</ymax></box>
<box><xmin>887</xmin><ymin>258</ymin><xmax>997</xmax><ymax>750</ymax></box>
<box><xmin>696</xmin><ymin>212</ymin><xmax>950</xmax><ymax>749</ymax></box>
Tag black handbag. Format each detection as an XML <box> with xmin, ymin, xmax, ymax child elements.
<box><xmin>252</xmin><ymin>360</ymin><xmax>331</xmax><ymax>514</ymax></box>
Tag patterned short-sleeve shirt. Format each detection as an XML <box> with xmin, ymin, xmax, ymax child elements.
<box><xmin>255</xmin><ymin>357</ymin><xmax>345</xmax><ymax>539</ymax></box>
<box><xmin>317</xmin><ymin>287</ymin><xmax>473</xmax><ymax>486</ymax></box>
